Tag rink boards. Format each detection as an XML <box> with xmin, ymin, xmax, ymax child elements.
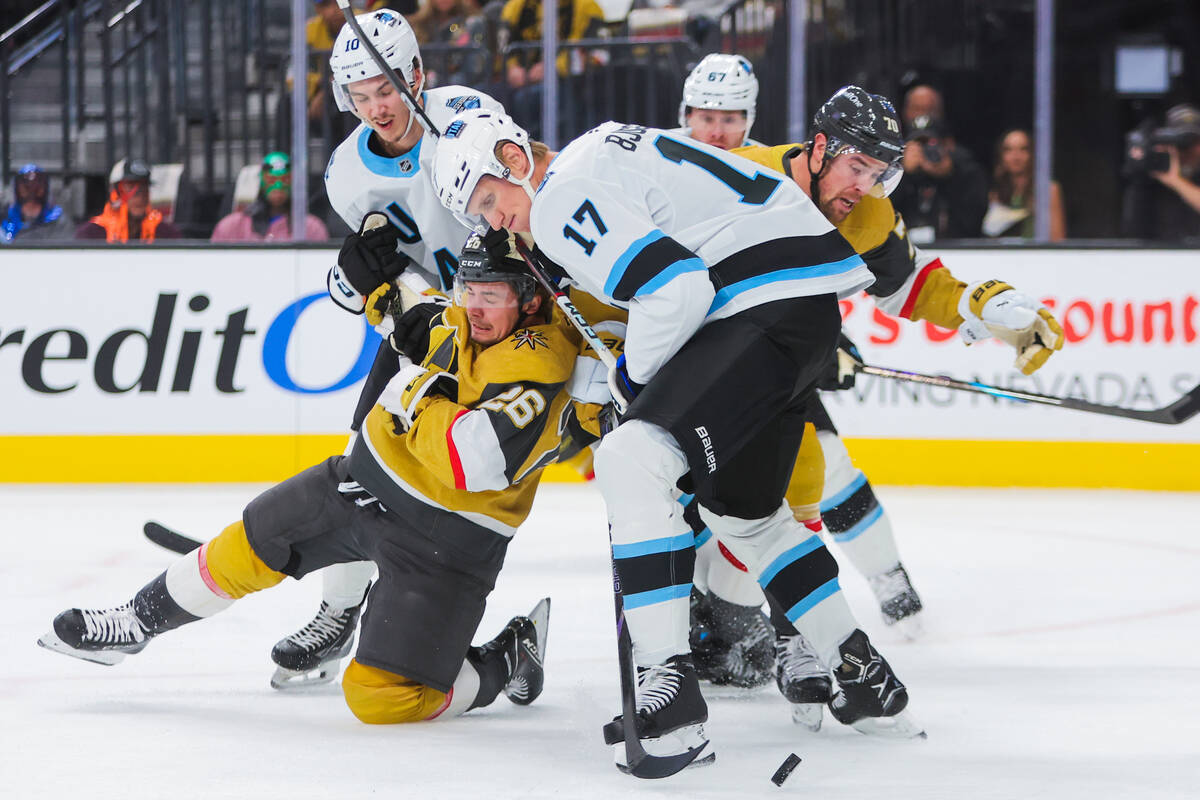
<box><xmin>1</xmin><ymin>246</ymin><xmax>1196</xmax><ymax>488</ymax></box>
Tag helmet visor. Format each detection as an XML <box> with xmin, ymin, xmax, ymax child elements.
<box><xmin>452</xmin><ymin>275</ymin><xmax>522</xmax><ymax>309</ymax></box>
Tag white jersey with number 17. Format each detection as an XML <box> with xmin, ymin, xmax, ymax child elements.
<box><xmin>530</xmin><ymin>122</ymin><xmax>874</xmax><ymax>384</ymax></box>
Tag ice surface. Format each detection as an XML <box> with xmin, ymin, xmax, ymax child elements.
<box><xmin>4</xmin><ymin>483</ymin><xmax>1199</xmax><ymax>798</ymax></box>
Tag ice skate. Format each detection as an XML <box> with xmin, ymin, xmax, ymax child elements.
<box><xmin>38</xmin><ymin>603</ymin><xmax>151</xmax><ymax>666</ymax></box>
<box><xmin>828</xmin><ymin>628</ymin><xmax>925</xmax><ymax>739</ymax></box>
<box><xmin>270</xmin><ymin>584</ymin><xmax>369</xmax><ymax>690</ymax></box>
<box><xmin>775</xmin><ymin>633</ymin><xmax>832</xmax><ymax>731</ymax></box>
<box><xmin>868</xmin><ymin>564</ymin><xmax>924</xmax><ymax>638</ymax></box>
<box><xmin>475</xmin><ymin>597</ymin><xmax>550</xmax><ymax>705</ymax></box>
<box><xmin>608</xmin><ymin>655</ymin><xmax>715</xmax><ymax>773</ymax></box>
<box><xmin>689</xmin><ymin>590</ymin><xmax>774</xmax><ymax>689</ymax></box>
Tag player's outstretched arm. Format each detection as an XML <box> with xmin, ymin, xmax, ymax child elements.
<box><xmin>957</xmin><ymin>279</ymin><xmax>1064</xmax><ymax>375</ymax></box>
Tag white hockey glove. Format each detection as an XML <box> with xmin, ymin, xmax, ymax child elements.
<box><xmin>568</xmin><ymin>320</ymin><xmax>627</xmax><ymax>405</ymax></box>
<box><xmin>958</xmin><ymin>280</ymin><xmax>1064</xmax><ymax>375</ymax></box>
<box><xmin>378</xmin><ymin>359</ymin><xmax>458</xmax><ymax>433</ymax></box>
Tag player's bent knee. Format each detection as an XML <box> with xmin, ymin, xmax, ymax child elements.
<box><xmin>203</xmin><ymin>521</ymin><xmax>287</xmax><ymax>599</ymax></box>
<box><xmin>594</xmin><ymin>420</ymin><xmax>687</xmax><ymax>488</ymax></box>
<box><xmin>342</xmin><ymin>659</ymin><xmax>452</xmax><ymax>724</ymax></box>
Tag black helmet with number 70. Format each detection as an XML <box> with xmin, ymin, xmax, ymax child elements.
<box><xmin>810</xmin><ymin>85</ymin><xmax>905</xmax><ymax>198</ymax></box>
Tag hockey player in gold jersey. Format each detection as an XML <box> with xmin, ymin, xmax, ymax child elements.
<box><xmin>38</xmin><ymin>233</ymin><xmax>595</xmax><ymax>725</ymax></box>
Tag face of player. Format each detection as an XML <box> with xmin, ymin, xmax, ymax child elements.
<box><xmin>811</xmin><ymin>137</ymin><xmax>891</xmax><ymax>224</ymax></box>
<box><xmin>468</xmin><ymin>175</ymin><xmax>534</xmax><ymax>233</ymax></box>
<box><xmin>347</xmin><ymin>74</ymin><xmax>420</xmax><ymax>154</ymax></box>
<box><xmin>686</xmin><ymin>109</ymin><xmax>748</xmax><ymax>151</ymax></box>
<box><xmin>999</xmin><ymin>130</ymin><xmax>1031</xmax><ymax>176</ymax></box>
<box><xmin>460</xmin><ymin>280</ymin><xmax>526</xmax><ymax>346</ymax></box>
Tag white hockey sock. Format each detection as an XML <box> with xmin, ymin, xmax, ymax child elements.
<box><xmin>430</xmin><ymin>660</ymin><xmax>482</xmax><ymax>720</ymax></box>
<box><xmin>595</xmin><ymin>420</ymin><xmax>694</xmax><ymax>666</ymax></box>
<box><xmin>164</xmin><ymin>547</ymin><xmax>237</xmax><ymax>619</ymax></box>
<box><xmin>818</xmin><ymin>430</ymin><xmax>902</xmax><ymax>578</ymax></box>
<box><xmin>321</xmin><ymin>561</ymin><xmax>376</xmax><ymax>608</ymax></box>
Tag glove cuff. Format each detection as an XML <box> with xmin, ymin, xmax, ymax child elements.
<box><xmin>328</xmin><ymin>266</ymin><xmax>366</xmax><ymax>314</ymax></box>
<box><xmin>962</xmin><ymin>279</ymin><xmax>1014</xmax><ymax>320</ymax></box>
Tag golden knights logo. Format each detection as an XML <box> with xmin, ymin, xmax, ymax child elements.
<box><xmin>512</xmin><ymin>329</ymin><xmax>548</xmax><ymax>351</ymax></box>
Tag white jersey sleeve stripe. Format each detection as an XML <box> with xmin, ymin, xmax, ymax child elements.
<box><xmin>447</xmin><ymin>408</ymin><xmax>509</xmax><ymax>492</ymax></box>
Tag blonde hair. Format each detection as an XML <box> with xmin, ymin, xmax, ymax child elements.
<box><xmin>494</xmin><ymin>139</ymin><xmax>549</xmax><ymax>171</ymax></box>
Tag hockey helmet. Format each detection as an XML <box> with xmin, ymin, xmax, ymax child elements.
<box><xmin>811</xmin><ymin>85</ymin><xmax>905</xmax><ymax>197</ymax></box>
<box><xmin>432</xmin><ymin>109</ymin><xmax>535</xmax><ymax>229</ymax></box>
<box><xmin>678</xmin><ymin>53</ymin><xmax>758</xmax><ymax>138</ymax></box>
<box><xmin>329</xmin><ymin>9</ymin><xmax>423</xmax><ymax>116</ymax></box>
<box><xmin>453</xmin><ymin>230</ymin><xmax>538</xmax><ymax>309</ymax></box>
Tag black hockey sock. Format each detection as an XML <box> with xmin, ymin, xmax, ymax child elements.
<box><xmin>464</xmin><ymin>644</ymin><xmax>509</xmax><ymax>711</ymax></box>
<box><xmin>132</xmin><ymin>571</ymin><xmax>203</xmax><ymax>636</ymax></box>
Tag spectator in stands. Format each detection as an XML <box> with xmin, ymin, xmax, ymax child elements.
<box><xmin>210</xmin><ymin>152</ymin><xmax>330</xmax><ymax>242</ymax></box>
<box><xmin>499</xmin><ymin>0</ymin><xmax>605</xmax><ymax>138</ymax></box>
<box><xmin>890</xmin><ymin>85</ymin><xmax>987</xmax><ymax>242</ymax></box>
<box><xmin>409</xmin><ymin>0</ymin><xmax>488</xmax><ymax>87</ymax></box>
<box><xmin>75</xmin><ymin>158</ymin><xmax>182</xmax><ymax>242</ymax></box>
<box><xmin>2</xmin><ymin>163</ymin><xmax>73</xmax><ymax>243</ymax></box>
<box><xmin>1122</xmin><ymin>103</ymin><xmax>1200</xmax><ymax>243</ymax></box>
<box><xmin>982</xmin><ymin>128</ymin><xmax>1066</xmax><ymax>240</ymax></box>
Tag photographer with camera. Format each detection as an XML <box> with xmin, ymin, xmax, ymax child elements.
<box><xmin>890</xmin><ymin>85</ymin><xmax>988</xmax><ymax>243</ymax></box>
<box><xmin>1122</xmin><ymin>103</ymin><xmax>1200</xmax><ymax>243</ymax></box>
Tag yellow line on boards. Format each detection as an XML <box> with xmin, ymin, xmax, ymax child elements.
<box><xmin>0</xmin><ymin>435</ymin><xmax>1196</xmax><ymax>490</ymax></box>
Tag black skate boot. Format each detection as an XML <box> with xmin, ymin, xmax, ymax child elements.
<box><xmin>270</xmin><ymin>582</ymin><xmax>370</xmax><ymax>690</ymax></box>
<box><xmin>689</xmin><ymin>591</ymin><xmax>774</xmax><ymax>689</ymax></box>
<box><xmin>828</xmin><ymin>629</ymin><xmax>925</xmax><ymax>738</ymax></box>
<box><xmin>38</xmin><ymin>603</ymin><xmax>151</xmax><ymax>666</ymax></box>
<box><xmin>606</xmin><ymin>655</ymin><xmax>714</xmax><ymax>773</ymax></box>
<box><xmin>868</xmin><ymin>564</ymin><xmax>923</xmax><ymax>636</ymax></box>
<box><xmin>472</xmin><ymin>597</ymin><xmax>550</xmax><ymax>706</ymax></box>
<box><xmin>775</xmin><ymin>633</ymin><xmax>832</xmax><ymax>731</ymax></box>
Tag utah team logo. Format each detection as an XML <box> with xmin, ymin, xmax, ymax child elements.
<box><xmin>512</xmin><ymin>330</ymin><xmax>548</xmax><ymax>351</ymax></box>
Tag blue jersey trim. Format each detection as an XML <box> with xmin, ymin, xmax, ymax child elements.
<box><xmin>622</xmin><ymin>583</ymin><xmax>692</xmax><ymax>611</ymax></box>
<box><xmin>708</xmin><ymin>254</ymin><xmax>866</xmax><ymax>313</ymax></box>
<box><xmin>604</xmin><ymin>230</ymin><xmax>666</xmax><ymax>297</ymax></box>
<box><xmin>633</xmin><ymin>256</ymin><xmax>707</xmax><ymax>298</ymax></box>
<box><xmin>611</xmin><ymin>532</ymin><xmax>696</xmax><ymax>560</ymax></box>
<box><xmin>784</xmin><ymin>578</ymin><xmax>841</xmax><ymax>623</ymax></box>
<box><xmin>356</xmin><ymin>126</ymin><xmax>424</xmax><ymax>179</ymax></box>
<box><xmin>820</xmin><ymin>472</ymin><xmax>867</xmax><ymax>512</ymax></box>
<box><xmin>757</xmin><ymin>534</ymin><xmax>825</xmax><ymax>588</ymax></box>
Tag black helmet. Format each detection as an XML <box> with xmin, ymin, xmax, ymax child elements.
<box><xmin>112</xmin><ymin>157</ymin><xmax>152</xmax><ymax>185</ymax></box>
<box><xmin>811</xmin><ymin>86</ymin><xmax>904</xmax><ymax>166</ymax></box>
<box><xmin>454</xmin><ymin>231</ymin><xmax>538</xmax><ymax>307</ymax></box>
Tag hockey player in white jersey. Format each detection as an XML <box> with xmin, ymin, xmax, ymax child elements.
<box><xmin>272</xmin><ymin>8</ymin><xmax>508</xmax><ymax>689</ymax></box>
<box><xmin>672</xmin><ymin>53</ymin><xmax>763</xmax><ymax>150</ymax></box>
<box><xmin>433</xmin><ymin>110</ymin><xmax>921</xmax><ymax>775</ymax></box>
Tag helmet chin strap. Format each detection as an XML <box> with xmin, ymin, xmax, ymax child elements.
<box><xmin>397</xmin><ymin>74</ymin><xmax>426</xmax><ymax>141</ymax></box>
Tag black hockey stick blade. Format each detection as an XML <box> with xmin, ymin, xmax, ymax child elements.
<box><xmin>144</xmin><ymin>521</ymin><xmax>202</xmax><ymax>555</ymax></box>
<box><xmin>607</xmin><ymin>599</ymin><xmax>709</xmax><ymax>779</ymax></box>
<box><xmin>854</xmin><ymin>358</ymin><xmax>1200</xmax><ymax>425</ymax></box>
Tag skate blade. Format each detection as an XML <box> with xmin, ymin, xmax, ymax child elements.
<box><xmin>526</xmin><ymin>596</ymin><xmax>551</xmax><ymax>659</ymax></box>
<box><xmin>789</xmin><ymin>702</ymin><xmax>823</xmax><ymax>732</ymax></box>
<box><xmin>615</xmin><ymin>750</ymin><xmax>715</xmax><ymax>775</ymax></box>
<box><xmin>269</xmin><ymin>663</ymin><xmax>342</xmax><ymax>691</ymax></box>
<box><xmin>37</xmin><ymin>630</ymin><xmax>125</xmax><ymax>666</ymax></box>
<box><xmin>614</xmin><ymin>722</ymin><xmax>713</xmax><ymax>774</ymax></box>
<box><xmin>849</xmin><ymin>710</ymin><xmax>926</xmax><ymax>740</ymax></box>
<box><xmin>884</xmin><ymin>613</ymin><xmax>924</xmax><ymax>640</ymax></box>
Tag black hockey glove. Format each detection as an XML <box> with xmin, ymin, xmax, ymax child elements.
<box><xmin>387</xmin><ymin>300</ymin><xmax>447</xmax><ymax>362</ymax></box>
<box><xmin>481</xmin><ymin>226</ymin><xmax>512</xmax><ymax>262</ymax></box>
<box><xmin>337</xmin><ymin>212</ymin><xmax>410</xmax><ymax>296</ymax></box>
<box><xmin>818</xmin><ymin>331</ymin><xmax>864</xmax><ymax>391</ymax></box>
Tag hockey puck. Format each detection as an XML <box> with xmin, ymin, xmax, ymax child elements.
<box><xmin>771</xmin><ymin>753</ymin><xmax>801</xmax><ymax>786</ymax></box>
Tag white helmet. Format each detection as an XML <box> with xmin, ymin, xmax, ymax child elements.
<box><xmin>432</xmin><ymin>109</ymin><xmax>535</xmax><ymax>228</ymax></box>
<box><xmin>678</xmin><ymin>53</ymin><xmax>758</xmax><ymax>138</ymax></box>
<box><xmin>329</xmin><ymin>9</ymin><xmax>423</xmax><ymax>116</ymax></box>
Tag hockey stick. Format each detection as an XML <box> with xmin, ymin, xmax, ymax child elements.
<box><xmin>144</xmin><ymin>521</ymin><xmax>202</xmax><ymax>555</ymax></box>
<box><xmin>510</xmin><ymin>240</ymin><xmax>703</xmax><ymax>775</ymax></box>
<box><xmin>511</xmin><ymin>236</ymin><xmax>618</xmax><ymax>370</ymax></box>
<box><xmin>335</xmin><ymin>1</ymin><xmax>442</xmax><ymax>138</ymax></box>
<box><xmin>842</xmin><ymin>351</ymin><xmax>1200</xmax><ymax>425</ymax></box>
